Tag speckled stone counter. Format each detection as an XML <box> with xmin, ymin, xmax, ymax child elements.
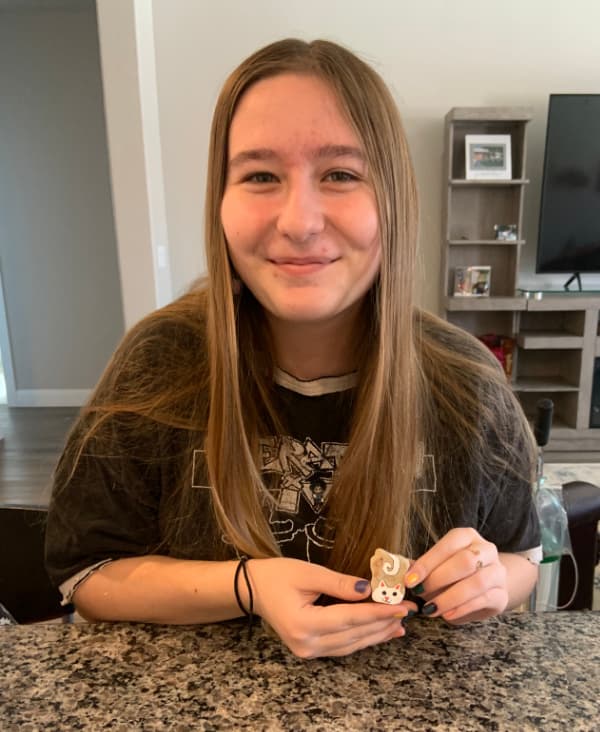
<box><xmin>1</xmin><ymin>612</ymin><xmax>598</xmax><ymax>731</ymax></box>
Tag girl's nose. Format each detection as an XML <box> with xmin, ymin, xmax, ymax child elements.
<box><xmin>276</xmin><ymin>181</ymin><xmax>325</xmax><ymax>244</ymax></box>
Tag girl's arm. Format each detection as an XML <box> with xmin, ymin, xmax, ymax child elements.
<box><xmin>498</xmin><ymin>551</ymin><xmax>538</xmax><ymax>611</ymax></box>
<box><xmin>74</xmin><ymin>556</ymin><xmax>255</xmax><ymax>624</ymax></box>
<box><xmin>73</xmin><ymin>555</ymin><xmax>418</xmax><ymax>658</ymax></box>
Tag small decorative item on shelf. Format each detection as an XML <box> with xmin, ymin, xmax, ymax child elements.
<box><xmin>453</xmin><ymin>265</ymin><xmax>491</xmax><ymax>297</ymax></box>
<box><xmin>478</xmin><ymin>333</ymin><xmax>515</xmax><ymax>380</ymax></box>
<box><xmin>494</xmin><ymin>224</ymin><xmax>518</xmax><ymax>241</ymax></box>
<box><xmin>465</xmin><ymin>134</ymin><xmax>512</xmax><ymax>180</ymax></box>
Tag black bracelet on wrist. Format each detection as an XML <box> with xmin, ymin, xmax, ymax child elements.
<box><xmin>234</xmin><ymin>555</ymin><xmax>254</xmax><ymax>639</ymax></box>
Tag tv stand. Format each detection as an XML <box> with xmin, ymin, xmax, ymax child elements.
<box><xmin>564</xmin><ymin>272</ymin><xmax>582</xmax><ymax>292</ymax></box>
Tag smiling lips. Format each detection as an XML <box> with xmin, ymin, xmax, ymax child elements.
<box><xmin>270</xmin><ymin>257</ymin><xmax>338</xmax><ymax>276</ymax></box>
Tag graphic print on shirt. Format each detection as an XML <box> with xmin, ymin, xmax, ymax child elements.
<box><xmin>191</xmin><ymin>437</ymin><xmax>346</xmax><ymax>562</ymax></box>
<box><xmin>192</xmin><ymin>439</ymin><xmax>437</xmax><ymax>562</ymax></box>
<box><xmin>415</xmin><ymin>443</ymin><xmax>438</xmax><ymax>494</ymax></box>
<box><xmin>258</xmin><ymin>436</ymin><xmax>348</xmax><ymax>562</ymax></box>
<box><xmin>259</xmin><ymin>436</ymin><xmax>347</xmax><ymax>511</ymax></box>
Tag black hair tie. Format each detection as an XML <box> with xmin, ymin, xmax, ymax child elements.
<box><xmin>234</xmin><ymin>555</ymin><xmax>255</xmax><ymax>639</ymax></box>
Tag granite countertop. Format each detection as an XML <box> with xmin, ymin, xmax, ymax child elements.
<box><xmin>544</xmin><ymin>463</ymin><xmax>600</xmax><ymax>487</ymax></box>
<box><xmin>1</xmin><ymin>611</ymin><xmax>599</xmax><ymax>731</ymax></box>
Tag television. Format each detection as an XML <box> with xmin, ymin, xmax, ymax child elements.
<box><xmin>536</xmin><ymin>94</ymin><xmax>600</xmax><ymax>281</ymax></box>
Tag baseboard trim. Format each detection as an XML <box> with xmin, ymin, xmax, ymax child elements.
<box><xmin>12</xmin><ymin>389</ymin><xmax>90</xmax><ymax>407</ymax></box>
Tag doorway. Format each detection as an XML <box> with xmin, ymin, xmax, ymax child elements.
<box><xmin>0</xmin><ymin>354</ymin><xmax>6</xmax><ymax>405</ymax></box>
<box><xmin>0</xmin><ymin>266</ymin><xmax>14</xmax><ymax>407</ymax></box>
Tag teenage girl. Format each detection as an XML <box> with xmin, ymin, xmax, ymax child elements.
<box><xmin>46</xmin><ymin>39</ymin><xmax>540</xmax><ymax>659</ymax></box>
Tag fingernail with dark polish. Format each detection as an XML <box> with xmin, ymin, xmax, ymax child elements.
<box><xmin>354</xmin><ymin>579</ymin><xmax>370</xmax><ymax>593</ymax></box>
<box><xmin>422</xmin><ymin>602</ymin><xmax>437</xmax><ymax>616</ymax></box>
<box><xmin>407</xmin><ymin>609</ymin><xmax>417</xmax><ymax>618</ymax></box>
<box><xmin>413</xmin><ymin>583</ymin><xmax>425</xmax><ymax>595</ymax></box>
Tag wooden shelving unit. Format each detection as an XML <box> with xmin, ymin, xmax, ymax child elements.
<box><xmin>441</xmin><ymin>106</ymin><xmax>532</xmax><ymax>320</ymax></box>
<box><xmin>441</xmin><ymin>107</ymin><xmax>600</xmax><ymax>458</ymax></box>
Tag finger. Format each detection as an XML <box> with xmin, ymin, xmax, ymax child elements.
<box><xmin>420</xmin><ymin>564</ymin><xmax>506</xmax><ymax>619</ymax></box>
<box><xmin>288</xmin><ymin>561</ymin><xmax>418</xmax><ymax>613</ymax></box>
<box><xmin>401</xmin><ymin>599</ymin><xmax>420</xmax><ymax>615</ymax></box>
<box><xmin>327</xmin><ymin>618</ymin><xmax>406</xmax><ymax>658</ymax></box>
<box><xmin>441</xmin><ymin>586</ymin><xmax>508</xmax><ymax>624</ymax></box>
<box><xmin>297</xmin><ymin>616</ymin><xmax>406</xmax><ymax>659</ymax></box>
<box><xmin>278</xmin><ymin>601</ymin><xmax>411</xmax><ymax>657</ymax></box>
<box><xmin>300</xmin><ymin>564</ymin><xmax>375</xmax><ymax>603</ymax></box>
<box><xmin>306</xmin><ymin>598</ymin><xmax>412</xmax><ymax>636</ymax></box>
<box><xmin>445</xmin><ymin>608</ymin><xmax>498</xmax><ymax>625</ymax></box>
<box><xmin>404</xmin><ymin>528</ymin><xmax>487</xmax><ymax>591</ymax></box>
<box><xmin>418</xmin><ymin>543</ymin><xmax>496</xmax><ymax>597</ymax></box>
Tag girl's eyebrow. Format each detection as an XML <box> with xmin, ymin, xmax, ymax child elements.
<box><xmin>228</xmin><ymin>145</ymin><xmax>365</xmax><ymax>169</ymax></box>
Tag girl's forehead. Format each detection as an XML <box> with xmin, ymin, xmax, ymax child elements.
<box><xmin>228</xmin><ymin>73</ymin><xmax>363</xmax><ymax>158</ymax></box>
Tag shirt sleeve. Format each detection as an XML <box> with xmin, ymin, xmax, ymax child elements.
<box><xmin>476</xmin><ymin>417</ymin><xmax>541</xmax><ymax>556</ymax></box>
<box><xmin>478</xmin><ymin>468</ymin><xmax>541</xmax><ymax>555</ymax></box>
<box><xmin>45</xmin><ymin>431</ymin><xmax>165</xmax><ymax>588</ymax></box>
<box><xmin>44</xmin><ymin>311</ymin><xmax>209</xmax><ymax>589</ymax></box>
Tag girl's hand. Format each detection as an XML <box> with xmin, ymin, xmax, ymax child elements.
<box><xmin>404</xmin><ymin>528</ymin><xmax>508</xmax><ymax>624</ymax></box>
<box><xmin>247</xmin><ymin>557</ymin><xmax>417</xmax><ymax>658</ymax></box>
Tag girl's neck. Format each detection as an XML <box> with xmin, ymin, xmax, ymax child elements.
<box><xmin>267</xmin><ymin>307</ymin><xmax>363</xmax><ymax>381</ymax></box>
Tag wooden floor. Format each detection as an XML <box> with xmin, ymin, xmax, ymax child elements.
<box><xmin>0</xmin><ymin>406</ymin><xmax>79</xmax><ymax>507</ymax></box>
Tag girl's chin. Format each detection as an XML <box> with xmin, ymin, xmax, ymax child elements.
<box><xmin>263</xmin><ymin>299</ymin><xmax>352</xmax><ymax>326</ymax></box>
<box><xmin>268</xmin><ymin>309</ymin><xmax>333</xmax><ymax>324</ymax></box>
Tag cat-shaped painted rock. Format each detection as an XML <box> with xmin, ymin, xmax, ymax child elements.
<box><xmin>370</xmin><ymin>548</ymin><xmax>411</xmax><ymax>605</ymax></box>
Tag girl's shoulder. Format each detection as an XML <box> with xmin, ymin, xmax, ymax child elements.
<box><xmin>115</xmin><ymin>289</ymin><xmax>209</xmax><ymax>367</ymax></box>
<box><xmin>90</xmin><ymin>288</ymin><xmax>210</xmax><ymax>409</ymax></box>
<box><xmin>415</xmin><ymin>308</ymin><xmax>502</xmax><ymax>373</ymax></box>
<box><xmin>127</xmin><ymin>289</ymin><xmax>207</xmax><ymax>344</ymax></box>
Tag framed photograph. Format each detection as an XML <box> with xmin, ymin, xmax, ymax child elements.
<box><xmin>494</xmin><ymin>224</ymin><xmax>518</xmax><ymax>241</ymax></box>
<box><xmin>453</xmin><ymin>265</ymin><xmax>491</xmax><ymax>297</ymax></box>
<box><xmin>465</xmin><ymin>135</ymin><xmax>512</xmax><ymax>180</ymax></box>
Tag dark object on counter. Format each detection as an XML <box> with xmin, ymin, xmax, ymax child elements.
<box><xmin>589</xmin><ymin>357</ymin><xmax>600</xmax><ymax>427</ymax></box>
<box><xmin>0</xmin><ymin>505</ymin><xmax>74</xmax><ymax>623</ymax></box>
<box><xmin>531</xmin><ymin>399</ymin><xmax>600</xmax><ymax>611</ymax></box>
<box><xmin>533</xmin><ymin>398</ymin><xmax>554</xmax><ymax>448</ymax></box>
<box><xmin>558</xmin><ymin>481</ymin><xmax>600</xmax><ymax>610</ymax></box>
<box><xmin>0</xmin><ymin>601</ymin><xmax>17</xmax><ymax>624</ymax></box>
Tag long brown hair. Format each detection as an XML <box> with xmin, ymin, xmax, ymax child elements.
<box><xmin>204</xmin><ymin>39</ymin><xmax>421</xmax><ymax>572</ymax></box>
<box><xmin>55</xmin><ymin>39</ymin><xmax>535</xmax><ymax>578</ymax></box>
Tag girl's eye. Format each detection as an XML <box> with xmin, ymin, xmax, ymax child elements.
<box><xmin>324</xmin><ymin>170</ymin><xmax>359</xmax><ymax>183</ymax></box>
<box><xmin>243</xmin><ymin>172</ymin><xmax>277</xmax><ymax>184</ymax></box>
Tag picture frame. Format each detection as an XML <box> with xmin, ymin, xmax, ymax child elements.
<box><xmin>465</xmin><ymin>135</ymin><xmax>512</xmax><ymax>180</ymax></box>
<box><xmin>494</xmin><ymin>224</ymin><xmax>518</xmax><ymax>241</ymax></box>
<box><xmin>453</xmin><ymin>265</ymin><xmax>491</xmax><ymax>297</ymax></box>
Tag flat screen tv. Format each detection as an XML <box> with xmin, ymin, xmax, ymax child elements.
<box><xmin>536</xmin><ymin>94</ymin><xmax>600</xmax><ymax>279</ymax></box>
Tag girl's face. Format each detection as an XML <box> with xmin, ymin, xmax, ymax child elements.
<box><xmin>221</xmin><ymin>73</ymin><xmax>381</xmax><ymax>329</ymax></box>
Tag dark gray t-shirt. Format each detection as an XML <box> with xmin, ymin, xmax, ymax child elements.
<box><xmin>45</xmin><ymin>360</ymin><xmax>540</xmax><ymax>595</ymax></box>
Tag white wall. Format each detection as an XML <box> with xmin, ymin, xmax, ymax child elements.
<box><xmin>96</xmin><ymin>0</ymin><xmax>600</xmax><ymax>318</ymax></box>
<box><xmin>0</xmin><ymin>1</ymin><xmax>125</xmax><ymax>405</ymax></box>
<box><xmin>151</xmin><ymin>0</ymin><xmax>600</xmax><ymax>312</ymax></box>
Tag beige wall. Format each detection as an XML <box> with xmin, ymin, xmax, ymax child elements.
<box><xmin>100</xmin><ymin>0</ymin><xmax>600</xmax><ymax>316</ymax></box>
